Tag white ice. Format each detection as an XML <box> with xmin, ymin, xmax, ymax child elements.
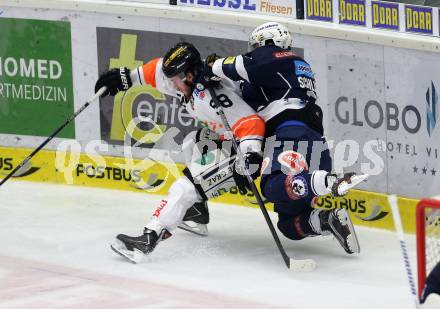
<box><xmin>0</xmin><ymin>181</ymin><xmax>417</xmax><ymax>309</ymax></box>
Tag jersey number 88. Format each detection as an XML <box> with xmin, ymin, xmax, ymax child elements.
<box><xmin>210</xmin><ymin>94</ymin><xmax>233</xmax><ymax>109</ymax></box>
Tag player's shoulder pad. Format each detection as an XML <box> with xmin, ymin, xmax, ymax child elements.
<box><xmin>220</xmin><ymin>53</ymin><xmax>253</xmax><ymax>65</ymax></box>
<box><xmin>222</xmin><ymin>56</ymin><xmax>237</xmax><ymax>65</ymax></box>
<box><xmin>213</xmin><ymin>54</ymin><xmax>250</xmax><ymax>82</ymax></box>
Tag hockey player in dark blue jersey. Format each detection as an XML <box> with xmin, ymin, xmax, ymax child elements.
<box><xmin>207</xmin><ymin>22</ymin><xmax>368</xmax><ymax>254</ymax></box>
<box><xmin>421</xmin><ymin>261</ymin><xmax>440</xmax><ymax>308</ymax></box>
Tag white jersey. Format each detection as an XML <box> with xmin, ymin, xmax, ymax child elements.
<box><xmin>130</xmin><ymin>57</ymin><xmax>265</xmax><ymax>153</ymax></box>
<box><xmin>122</xmin><ymin>58</ymin><xmax>266</xmax><ymax>238</ymax></box>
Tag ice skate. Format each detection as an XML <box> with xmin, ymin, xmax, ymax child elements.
<box><xmin>111</xmin><ymin>228</ymin><xmax>171</xmax><ymax>263</ymax></box>
<box><xmin>178</xmin><ymin>201</ymin><xmax>209</xmax><ymax>236</ymax></box>
<box><xmin>326</xmin><ymin>173</ymin><xmax>369</xmax><ymax>197</ymax></box>
<box><xmin>320</xmin><ymin>208</ymin><xmax>360</xmax><ymax>254</ymax></box>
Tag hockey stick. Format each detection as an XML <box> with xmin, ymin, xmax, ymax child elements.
<box><xmin>208</xmin><ymin>87</ymin><xmax>316</xmax><ymax>271</ymax></box>
<box><xmin>388</xmin><ymin>194</ymin><xmax>420</xmax><ymax>309</ymax></box>
<box><xmin>0</xmin><ymin>87</ymin><xmax>107</xmax><ymax>187</ymax></box>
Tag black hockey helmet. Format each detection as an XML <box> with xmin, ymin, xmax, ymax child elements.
<box><xmin>162</xmin><ymin>42</ymin><xmax>203</xmax><ymax>78</ymax></box>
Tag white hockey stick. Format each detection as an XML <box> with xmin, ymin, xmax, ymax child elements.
<box><xmin>388</xmin><ymin>194</ymin><xmax>420</xmax><ymax>309</ymax></box>
<box><xmin>208</xmin><ymin>87</ymin><xmax>316</xmax><ymax>271</ymax></box>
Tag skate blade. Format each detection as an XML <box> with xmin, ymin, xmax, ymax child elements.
<box><xmin>335</xmin><ymin>209</ymin><xmax>360</xmax><ymax>254</ymax></box>
<box><xmin>338</xmin><ymin>174</ymin><xmax>369</xmax><ymax>194</ymax></box>
<box><xmin>178</xmin><ymin>222</ymin><xmax>208</xmax><ymax>237</ymax></box>
<box><xmin>289</xmin><ymin>258</ymin><xmax>317</xmax><ymax>272</ymax></box>
<box><xmin>110</xmin><ymin>239</ymin><xmax>144</xmax><ymax>264</ymax></box>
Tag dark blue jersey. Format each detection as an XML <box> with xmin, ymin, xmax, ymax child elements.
<box><xmin>422</xmin><ymin>262</ymin><xmax>440</xmax><ymax>303</ymax></box>
<box><xmin>212</xmin><ymin>45</ymin><xmax>323</xmax><ymax>135</ymax></box>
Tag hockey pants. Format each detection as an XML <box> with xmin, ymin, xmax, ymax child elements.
<box><xmin>261</xmin><ymin>124</ymin><xmax>332</xmax><ymax>240</ymax></box>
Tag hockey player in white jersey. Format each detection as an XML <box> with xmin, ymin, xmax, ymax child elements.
<box><xmin>95</xmin><ymin>41</ymin><xmax>364</xmax><ymax>263</ymax></box>
<box><xmin>95</xmin><ymin>43</ymin><xmax>266</xmax><ymax>262</ymax></box>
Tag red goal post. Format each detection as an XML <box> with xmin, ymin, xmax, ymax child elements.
<box><xmin>416</xmin><ymin>198</ymin><xmax>440</xmax><ymax>299</ymax></box>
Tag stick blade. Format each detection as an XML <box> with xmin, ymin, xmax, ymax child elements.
<box><xmin>289</xmin><ymin>258</ymin><xmax>317</xmax><ymax>272</ymax></box>
<box><xmin>350</xmin><ymin>173</ymin><xmax>370</xmax><ymax>186</ymax></box>
<box><xmin>177</xmin><ymin>222</ymin><xmax>209</xmax><ymax>237</ymax></box>
<box><xmin>338</xmin><ymin>174</ymin><xmax>370</xmax><ymax>193</ymax></box>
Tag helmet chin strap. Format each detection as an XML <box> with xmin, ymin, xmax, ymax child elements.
<box><xmin>176</xmin><ymin>91</ymin><xmax>193</xmax><ymax>106</ymax></box>
<box><xmin>173</xmin><ymin>83</ymin><xmax>194</xmax><ymax>105</ymax></box>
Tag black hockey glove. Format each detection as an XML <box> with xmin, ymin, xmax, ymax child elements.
<box><xmin>233</xmin><ymin>152</ymin><xmax>263</xmax><ymax>195</ymax></box>
<box><xmin>95</xmin><ymin>67</ymin><xmax>132</xmax><ymax>97</ymax></box>
<box><xmin>206</xmin><ymin>53</ymin><xmax>221</xmax><ymax>65</ymax></box>
<box><xmin>195</xmin><ymin>127</ymin><xmax>220</xmax><ymax>143</ymax></box>
<box><xmin>202</xmin><ymin>53</ymin><xmax>222</xmax><ymax>88</ymax></box>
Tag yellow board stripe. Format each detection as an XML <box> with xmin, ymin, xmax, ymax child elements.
<box><xmin>0</xmin><ymin>146</ymin><xmax>419</xmax><ymax>234</ymax></box>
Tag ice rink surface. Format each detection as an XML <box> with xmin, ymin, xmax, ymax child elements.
<box><xmin>0</xmin><ymin>181</ymin><xmax>417</xmax><ymax>309</ymax></box>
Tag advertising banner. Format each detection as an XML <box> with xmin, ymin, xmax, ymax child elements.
<box><xmin>325</xmin><ymin>43</ymin><xmax>387</xmax><ymax>194</ymax></box>
<box><xmin>405</xmin><ymin>4</ymin><xmax>433</xmax><ymax>35</ymax></box>
<box><xmin>314</xmin><ymin>190</ymin><xmax>418</xmax><ymax>233</ymax></box>
<box><xmin>0</xmin><ymin>146</ymin><xmax>56</xmax><ymax>183</ymax></box>
<box><xmin>96</xmin><ymin>27</ymin><xmax>247</xmax><ymax>162</ymax></box>
<box><xmin>258</xmin><ymin>0</ymin><xmax>296</xmax><ymax>17</ymax></box>
<box><xmin>384</xmin><ymin>48</ymin><xmax>440</xmax><ymax>197</ymax></box>
<box><xmin>325</xmin><ymin>39</ymin><xmax>440</xmax><ymax>198</ymax></box>
<box><xmin>1</xmin><ymin>143</ymin><xmax>419</xmax><ymax>234</ymax></box>
<box><xmin>2</xmin><ymin>4</ymin><xmax>440</xmax><ymax>203</ymax></box>
<box><xmin>371</xmin><ymin>1</ymin><xmax>399</xmax><ymax>31</ymax></box>
<box><xmin>178</xmin><ymin>0</ymin><xmax>258</xmax><ymax>12</ymax></box>
<box><xmin>306</xmin><ymin>0</ymin><xmax>333</xmax><ymax>22</ymax></box>
<box><xmin>178</xmin><ymin>0</ymin><xmax>296</xmax><ymax>18</ymax></box>
<box><xmin>305</xmin><ymin>0</ymin><xmax>439</xmax><ymax>37</ymax></box>
<box><xmin>0</xmin><ymin>18</ymin><xmax>74</xmax><ymax>138</ymax></box>
<box><xmin>339</xmin><ymin>0</ymin><xmax>366</xmax><ymax>26</ymax></box>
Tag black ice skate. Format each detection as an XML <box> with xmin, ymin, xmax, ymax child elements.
<box><xmin>111</xmin><ymin>228</ymin><xmax>171</xmax><ymax>263</ymax></box>
<box><xmin>178</xmin><ymin>201</ymin><xmax>209</xmax><ymax>236</ymax></box>
<box><xmin>320</xmin><ymin>209</ymin><xmax>360</xmax><ymax>254</ymax></box>
<box><xmin>326</xmin><ymin>173</ymin><xmax>369</xmax><ymax>197</ymax></box>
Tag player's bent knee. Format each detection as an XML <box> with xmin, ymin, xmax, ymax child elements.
<box><xmin>277</xmin><ymin>219</ymin><xmax>306</xmax><ymax>241</ymax></box>
<box><xmin>262</xmin><ymin>173</ymin><xmax>312</xmax><ymax>204</ymax></box>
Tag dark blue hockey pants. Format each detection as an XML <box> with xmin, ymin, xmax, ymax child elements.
<box><xmin>261</xmin><ymin>123</ymin><xmax>332</xmax><ymax>240</ymax></box>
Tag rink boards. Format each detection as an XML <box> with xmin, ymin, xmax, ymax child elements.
<box><xmin>0</xmin><ymin>3</ymin><xmax>440</xmax><ymax>200</ymax></box>
<box><xmin>0</xmin><ymin>1</ymin><xmax>438</xmax><ymax>236</ymax></box>
<box><xmin>0</xmin><ymin>145</ymin><xmax>418</xmax><ymax>234</ymax></box>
